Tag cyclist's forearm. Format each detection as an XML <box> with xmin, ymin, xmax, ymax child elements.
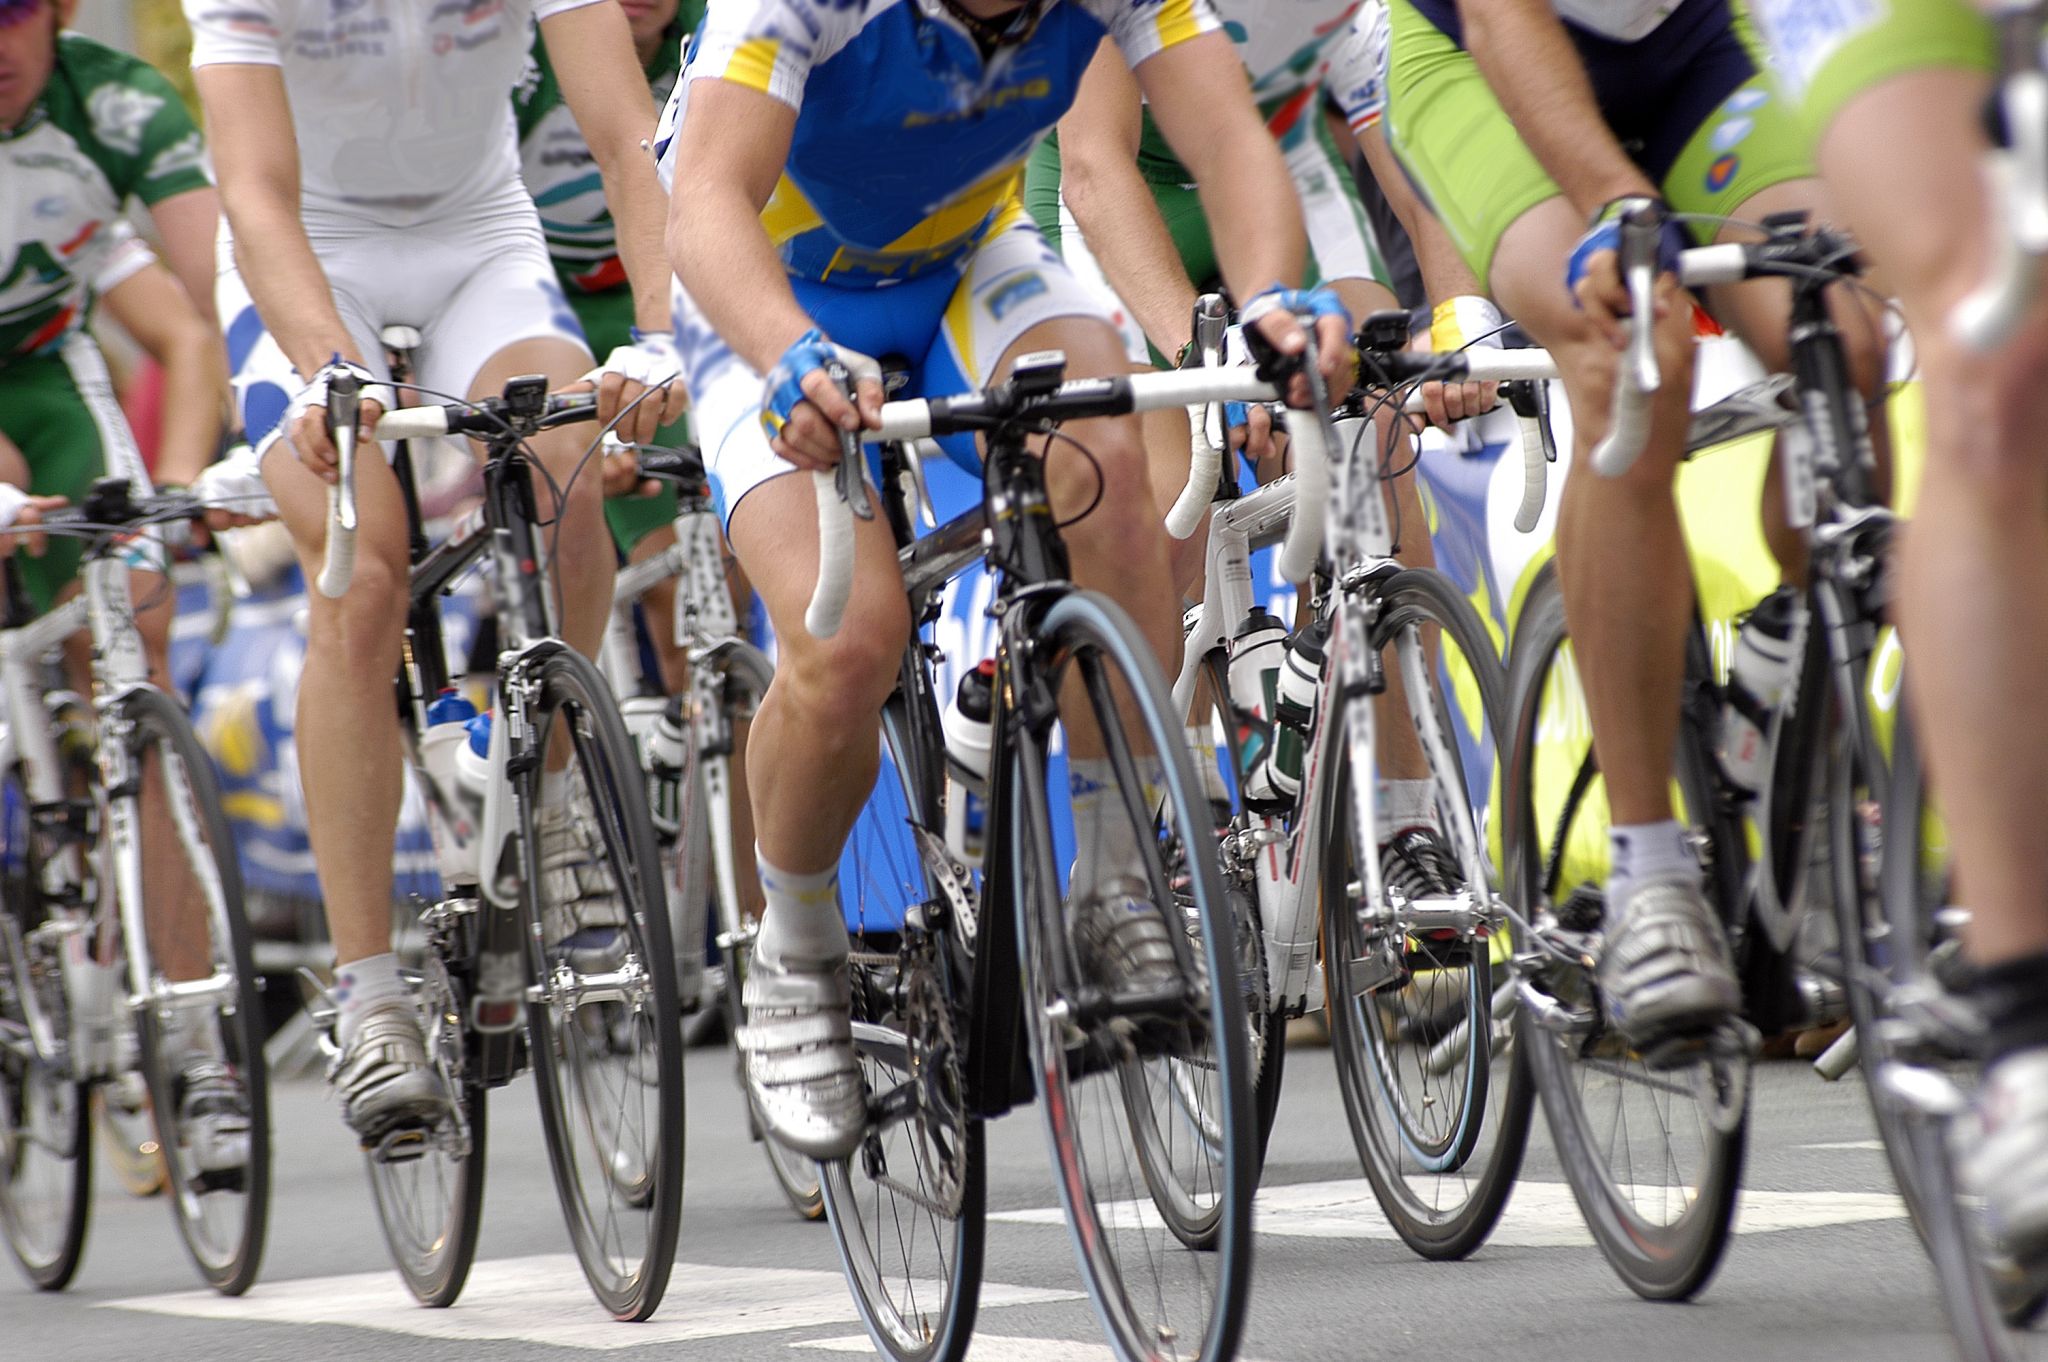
<box><xmin>668</xmin><ymin>182</ymin><xmax>816</xmax><ymax>375</ymax></box>
<box><xmin>1063</xmin><ymin>151</ymin><xmax>1200</xmax><ymax>362</ymax></box>
<box><xmin>224</xmin><ymin>197</ymin><xmax>367</xmax><ymax>380</ymax></box>
<box><xmin>147</xmin><ymin>188</ymin><xmax>224</xmax><ymax>334</ymax></box>
<box><xmin>1359</xmin><ymin>125</ymin><xmax>1485</xmax><ymax>303</ymax></box>
<box><xmin>1459</xmin><ymin>0</ymin><xmax>1653</xmax><ymax>216</ymax></box>
<box><xmin>607</xmin><ymin>162</ymin><xmax>676</xmax><ymax>337</ymax></box>
<box><xmin>1188</xmin><ymin>125</ymin><xmax>1310</xmax><ymax>310</ymax></box>
<box><xmin>154</xmin><ymin>325</ymin><xmax>230</xmax><ymax>486</ymax></box>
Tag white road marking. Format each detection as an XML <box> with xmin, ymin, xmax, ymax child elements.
<box><xmin>798</xmin><ymin>1335</ymin><xmax>1278</xmax><ymax>1362</ymax></box>
<box><xmin>1802</xmin><ymin>1139</ymin><xmax>1886</xmax><ymax>1152</ymax></box>
<box><xmin>990</xmin><ymin>1178</ymin><xmax>1909</xmax><ymax>1248</ymax></box>
<box><xmin>100</xmin><ymin>1256</ymin><xmax>1080</xmax><ymax>1351</ymax></box>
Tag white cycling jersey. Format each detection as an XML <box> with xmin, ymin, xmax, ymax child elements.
<box><xmin>183</xmin><ymin>0</ymin><xmax>602</xmax><ymax>228</ymax></box>
<box><xmin>1552</xmin><ymin>1</ymin><xmax>1682</xmax><ymax>42</ymax></box>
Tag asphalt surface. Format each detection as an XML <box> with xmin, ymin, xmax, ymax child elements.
<box><xmin>1</xmin><ymin>1037</ymin><xmax>1983</xmax><ymax>1362</ymax></box>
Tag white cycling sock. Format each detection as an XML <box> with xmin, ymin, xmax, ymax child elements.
<box><xmin>754</xmin><ymin>850</ymin><xmax>849</xmax><ymax>969</ymax></box>
<box><xmin>1069</xmin><ymin>755</ymin><xmax>1164</xmax><ymax>905</ymax></box>
<box><xmin>1378</xmin><ymin>778</ymin><xmax>1438</xmax><ymax>838</ymax></box>
<box><xmin>1606</xmin><ymin>820</ymin><xmax>1702</xmax><ymax>927</ymax></box>
<box><xmin>333</xmin><ymin>952</ymin><xmax>409</xmax><ymax>1049</ymax></box>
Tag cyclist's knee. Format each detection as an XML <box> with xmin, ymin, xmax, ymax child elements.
<box><xmin>777</xmin><ymin>592</ymin><xmax>909</xmax><ymax>732</ymax></box>
<box><xmin>305</xmin><ymin>549</ymin><xmax>408</xmax><ymax>658</ymax></box>
<box><xmin>1048</xmin><ymin>420</ymin><xmax>1156</xmax><ymax>555</ymax></box>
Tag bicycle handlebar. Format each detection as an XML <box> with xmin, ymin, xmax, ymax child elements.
<box><xmin>1166</xmin><ymin>294</ymin><xmax>1231</xmax><ymax>539</ymax></box>
<box><xmin>316</xmin><ymin>369</ymin><xmax>361</xmax><ymax>600</ymax></box>
<box><xmin>1590</xmin><ymin>200</ymin><xmax>1666</xmax><ymax>479</ymax></box>
<box><xmin>805</xmin><ymin>359</ymin><xmax>876</xmax><ymax>639</ymax></box>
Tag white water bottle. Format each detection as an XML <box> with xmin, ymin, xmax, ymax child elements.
<box><xmin>420</xmin><ymin>689</ymin><xmax>480</xmax><ymax>885</ymax></box>
<box><xmin>943</xmin><ymin>660</ymin><xmax>996</xmax><ymax>867</ymax></box>
<box><xmin>1718</xmin><ymin>587</ymin><xmax>1806</xmax><ymax>794</ymax></box>
<box><xmin>621</xmin><ymin>695</ymin><xmax>688</xmax><ymax>839</ymax></box>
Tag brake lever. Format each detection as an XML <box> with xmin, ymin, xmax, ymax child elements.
<box><xmin>823</xmin><ymin>358</ymin><xmax>875</xmax><ymax>522</ymax></box>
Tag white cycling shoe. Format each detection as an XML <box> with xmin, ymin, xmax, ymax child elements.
<box><xmin>738</xmin><ymin>954</ymin><xmax>865</xmax><ymax>1160</ymax></box>
<box><xmin>1596</xmin><ymin>875</ymin><xmax>1741</xmax><ymax>1048</ymax></box>
<box><xmin>1962</xmin><ymin>1049</ymin><xmax>2048</xmax><ymax>1265</ymax></box>
<box><xmin>538</xmin><ymin>797</ymin><xmax>628</xmax><ymax>973</ymax></box>
<box><xmin>176</xmin><ymin>1058</ymin><xmax>252</xmax><ymax>1191</ymax></box>
<box><xmin>331</xmin><ymin>1000</ymin><xmax>455</xmax><ymax>1149</ymax></box>
<box><xmin>1073</xmin><ymin>876</ymin><xmax>1183</xmax><ymax>998</ymax></box>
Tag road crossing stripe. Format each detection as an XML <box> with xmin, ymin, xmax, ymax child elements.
<box><xmin>988</xmin><ymin>1178</ymin><xmax>1909</xmax><ymax>1248</ymax></box>
<box><xmin>797</xmin><ymin>1334</ymin><xmax>1278</xmax><ymax>1361</ymax></box>
<box><xmin>100</xmin><ymin>1256</ymin><xmax>1080</xmax><ymax>1351</ymax></box>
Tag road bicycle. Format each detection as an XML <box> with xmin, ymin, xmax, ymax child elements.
<box><xmin>1499</xmin><ymin>206</ymin><xmax>1897</xmax><ymax>1300</ymax></box>
<box><xmin>0</xmin><ymin>480</ymin><xmax>267</xmax><ymax>1295</ymax></box>
<box><xmin>806</xmin><ymin>347</ymin><xmax>1328</xmax><ymax>1362</ymax></box>
<box><xmin>310</xmin><ymin>371</ymin><xmax>684</xmax><ymax>1319</ymax></box>
<box><xmin>1160</xmin><ymin>299</ymin><xmax>1554</xmax><ymax>1256</ymax></box>
<box><xmin>597</xmin><ymin>440</ymin><xmax>822</xmax><ymax>1220</ymax></box>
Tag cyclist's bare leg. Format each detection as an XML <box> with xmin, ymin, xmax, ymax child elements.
<box><xmin>727</xmin><ymin>478</ymin><xmax>911</xmax><ymax>877</ymax></box>
<box><xmin>629</xmin><ymin>526</ymin><xmax>690</xmax><ymax>694</ymax></box>
<box><xmin>126</xmin><ymin>563</ymin><xmax>213</xmax><ymax>983</ymax></box>
<box><xmin>1817</xmin><ymin>68</ymin><xmax>2048</xmax><ymax>965</ymax></box>
<box><xmin>1703</xmin><ymin>178</ymin><xmax>1894</xmax><ymax>586</ymax></box>
<box><xmin>1491</xmin><ymin>196</ymin><xmax>1698</xmax><ymax>827</ymax></box>
<box><xmin>263</xmin><ymin>441</ymin><xmax>414</xmax><ymax>966</ymax></box>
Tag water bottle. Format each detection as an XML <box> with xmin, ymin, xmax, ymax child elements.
<box><xmin>943</xmin><ymin>660</ymin><xmax>996</xmax><ymax>867</ymax></box>
<box><xmin>419</xmin><ymin>689</ymin><xmax>480</xmax><ymax>883</ymax></box>
<box><xmin>1273</xmin><ymin>618</ymin><xmax>1328</xmax><ymax>733</ymax></box>
<box><xmin>456</xmin><ymin>710</ymin><xmax>494</xmax><ymax>818</ymax></box>
<box><xmin>620</xmin><ymin>694</ymin><xmax>689</xmax><ymax>839</ymax></box>
<box><xmin>1718</xmin><ymin>587</ymin><xmax>1807</xmax><ymax>794</ymax></box>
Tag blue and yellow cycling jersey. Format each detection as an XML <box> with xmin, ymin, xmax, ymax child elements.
<box><xmin>655</xmin><ymin>0</ymin><xmax>1221</xmax><ymax>287</ymax></box>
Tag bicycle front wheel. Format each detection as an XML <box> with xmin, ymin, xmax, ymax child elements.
<box><xmin>1325</xmin><ymin>568</ymin><xmax>1531</xmax><ymax>1261</ymax></box>
<box><xmin>1013</xmin><ymin>590</ymin><xmax>1252</xmax><ymax>1362</ymax></box>
<box><xmin>520</xmin><ymin>644</ymin><xmax>685</xmax><ymax>1321</ymax></box>
<box><xmin>117</xmin><ymin>686</ymin><xmax>270</xmax><ymax>1296</ymax></box>
<box><xmin>1503</xmin><ymin>564</ymin><xmax>1748</xmax><ymax>1302</ymax></box>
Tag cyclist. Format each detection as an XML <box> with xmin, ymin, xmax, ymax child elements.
<box><xmin>1023</xmin><ymin>0</ymin><xmax>1495</xmax><ymax>898</ymax></box>
<box><xmin>184</xmin><ymin>0</ymin><xmax>685</xmax><ymax>1147</ymax></box>
<box><xmin>1380</xmin><ymin>0</ymin><xmax>1888</xmax><ymax>1049</ymax></box>
<box><xmin>0</xmin><ymin>0</ymin><xmax>248</xmax><ymax>1172</ymax></box>
<box><xmin>661</xmin><ymin>0</ymin><xmax>1354</xmax><ymax>1158</ymax></box>
<box><xmin>1746</xmin><ymin>0</ymin><xmax>2048</xmax><ymax>1262</ymax></box>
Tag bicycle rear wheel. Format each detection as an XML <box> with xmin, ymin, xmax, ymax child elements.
<box><xmin>118</xmin><ymin>686</ymin><xmax>270</xmax><ymax>1295</ymax></box>
<box><xmin>1325</xmin><ymin>568</ymin><xmax>1531</xmax><ymax>1260</ymax></box>
<box><xmin>1014</xmin><ymin>590</ymin><xmax>1252</xmax><ymax>1362</ymax></box>
<box><xmin>520</xmin><ymin>644</ymin><xmax>684</xmax><ymax>1321</ymax></box>
<box><xmin>1503</xmin><ymin>564</ymin><xmax>1748</xmax><ymax>1302</ymax></box>
<box><xmin>819</xmin><ymin>696</ymin><xmax>984</xmax><ymax>1362</ymax></box>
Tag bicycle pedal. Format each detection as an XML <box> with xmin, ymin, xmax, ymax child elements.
<box><xmin>364</xmin><ymin>1122</ymin><xmax>434</xmax><ymax>1164</ymax></box>
<box><xmin>186</xmin><ymin>1165</ymin><xmax>248</xmax><ymax>1196</ymax></box>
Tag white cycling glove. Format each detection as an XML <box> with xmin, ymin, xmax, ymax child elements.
<box><xmin>0</xmin><ymin>484</ymin><xmax>32</xmax><ymax>532</ymax></box>
<box><xmin>583</xmin><ymin>327</ymin><xmax>684</xmax><ymax>389</ymax></box>
<box><xmin>281</xmin><ymin>359</ymin><xmax>395</xmax><ymax>457</ymax></box>
<box><xmin>194</xmin><ymin>443</ymin><xmax>279</xmax><ymax>521</ymax></box>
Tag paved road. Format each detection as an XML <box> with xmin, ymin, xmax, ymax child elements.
<box><xmin>5</xmin><ymin>1040</ymin><xmax>1970</xmax><ymax>1362</ymax></box>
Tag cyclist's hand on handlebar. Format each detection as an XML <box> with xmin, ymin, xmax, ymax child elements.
<box><xmin>1418</xmin><ymin>296</ymin><xmax>1504</xmax><ymax>432</ymax></box>
<box><xmin>583</xmin><ymin>328</ymin><xmax>689</xmax><ymax>444</ymax></box>
<box><xmin>1566</xmin><ymin>198</ymin><xmax>1689</xmax><ymax>349</ymax></box>
<box><xmin>759</xmin><ymin>328</ymin><xmax>885</xmax><ymax>471</ymax></box>
<box><xmin>193</xmin><ymin>443</ymin><xmax>278</xmax><ymax>531</ymax></box>
<box><xmin>285</xmin><ymin>360</ymin><xmax>388</xmax><ymax>484</ymax></box>
<box><xmin>0</xmin><ymin>487</ymin><xmax>68</xmax><ymax>559</ymax></box>
<box><xmin>1241</xmin><ymin>286</ymin><xmax>1355</xmax><ymax>408</ymax></box>
<box><xmin>600</xmin><ymin>440</ymin><xmax>661</xmax><ymax>499</ymax></box>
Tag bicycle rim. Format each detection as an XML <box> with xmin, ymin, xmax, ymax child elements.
<box><xmin>522</xmin><ymin>646</ymin><xmax>684</xmax><ymax>1321</ymax></box>
<box><xmin>1017</xmin><ymin>590</ymin><xmax>1252</xmax><ymax>1362</ymax></box>
<box><xmin>819</xmin><ymin>697</ymin><xmax>984</xmax><ymax>1362</ymax></box>
<box><xmin>1505</xmin><ymin>565</ymin><xmax>1746</xmax><ymax>1302</ymax></box>
<box><xmin>1324</xmin><ymin>565</ymin><xmax>1530</xmax><ymax>1261</ymax></box>
<box><xmin>121</xmin><ymin>687</ymin><xmax>270</xmax><ymax>1295</ymax></box>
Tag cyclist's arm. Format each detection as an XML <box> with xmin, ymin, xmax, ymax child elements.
<box><xmin>144</xmin><ymin>187</ymin><xmax>224</xmax><ymax>334</ymax></box>
<box><xmin>1057</xmin><ymin>40</ymin><xmax>1201</xmax><ymax>363</ymax></box>
<box><xmin>1456</xmin><ymin>0</ymin><xmax>1654</xmax><ymax>216</ymax></box>
<box><xmin>1136</xmin><ymin>33</ymin><xmax>1308</xmax><ymax>317</ymax></box>
<box><xmin>542</xmin><ymin>1</ymin><xmax>671</xmax><ymax>337</ymax></box>
<box><xmin>100</xmin><ymin>260</ymin><xmax>228</xmax><ymax>488</ymax></box>
<box><xmin>191</xmin><ymin>65</ymin><xmax>370</xmax><ymax>382</ymax></box>
<box><xmin>1357</xmin><ymin>124</ymin><xmax>1484</xmax><ymax>303</ymax></box>
<box><xmin>665</xmin><ymin>79</ymin><xmax>822</xmax><ymax>380</ymax></box>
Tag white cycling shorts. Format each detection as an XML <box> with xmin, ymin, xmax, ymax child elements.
<box><xmin>219</xmin><ymin>187</ymin><xmax>587</xmax><ymax>457</ymax></box>
<box><xmin>680</xmin><ymin>216</ymin><xmax>1110</xmax><ymax>526</ymax></box>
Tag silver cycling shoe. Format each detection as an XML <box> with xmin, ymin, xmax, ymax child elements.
<box><xmin>1073</xmin><ymin>875</ymin><xmax>1183</xmax><ymax>998</ymax></box>
<box><xmin>331</xmin><ymin>1000</ymin><xmax>455</xmax><ymax>1148</ymax></box>
<box><xmin>738</xmin><ymin>954</ymin><xmax>865</xmax><ymax>1160</ymax></box>
<box><xmin>176</xmin><ymin>1058</ymin><xmax>252</xmax><ymax>1188</ymax></box>
<box><xmin>538</xmin><ymin>797</ymin><xmax>628</xmax><ymax>973</ymax></box>
<box><xmin>1595</xmin><ymin>874</ymin><xmax>1741</xmax><ymax>1047</ymax></box>
<box><xmin>1962</xmin><ymin>1048</ymin><xmax>2048</xmax><ymax>1266</ymax></box>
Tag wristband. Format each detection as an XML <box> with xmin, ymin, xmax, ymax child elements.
<box><xmin>1428</xmin><ymin>296</ymin><xmax>1507</xmax><ymax>354</ymax></box>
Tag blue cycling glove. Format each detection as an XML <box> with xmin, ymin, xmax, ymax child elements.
<box><xmin>1565</xmin><ymin>197</ymin><xmax>1691</xmax><ymax>301</ymax></box>
<box><xmin>760</xmin><ymin>328</ymin><xmax>840</xmax><ymax>441</ymax></box>
<box><xmin>1239</xmin><ymin>283</ymin><xmax>1352</xmax><ymax>333</ymax></box>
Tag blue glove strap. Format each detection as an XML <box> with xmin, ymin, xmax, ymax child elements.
<box><xmin>761</xmin><ymin>327</ymin><xmax>835</xmax><ymax>439</ymax></box>
<box><xmin>1245</xmin><ymin>284</ymin><xmax>1352</xmax><ymax>329</ymax></box>
<box><xmin>1564</xmin><ymin>212</ymin><xmax>1691</xmax><ymax>296</ymax></box>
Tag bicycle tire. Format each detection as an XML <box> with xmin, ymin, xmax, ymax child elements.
<box><xmin>365</xmin><ymin>939</ymin><xmax>488</xmax><ymax>1309</ymax></box>
<box><xmin>705</xmin><ymin>642</ymin><xmax>824</xmax><ymax>1221</ymax></box>
<box><xmin>819</xmin><ymin>696</ymin><xmax>984</xmax><ymax>1362</ymax></box>
<box><xmin>1325</xmin><ymin>567</ymin><xmax>1532</xmax><ymax>1260</ymax></box>
<box><xmin>0</xmin><ymin>753</ymin><xmax>91</xmax><ymax>1293</ymax></box>
<box><xmin>520</xmin><ymin>644</ymin><xmax>685</xmax><ymax>1322</ymax></box>
<box><xmin>118</xmin><ymin>686</ymin><xmax>270</xmax><ymax>1295</ymax></box>
<box><xmin>1013</xmin><ymin>589</ymin><xmax>1253</xmax><ymax>1362</ymax></box>
<box><xmin>1504</xmin><ymin>563</ymin><xmax>1747</xmax><ymax>1302</ymax></box>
